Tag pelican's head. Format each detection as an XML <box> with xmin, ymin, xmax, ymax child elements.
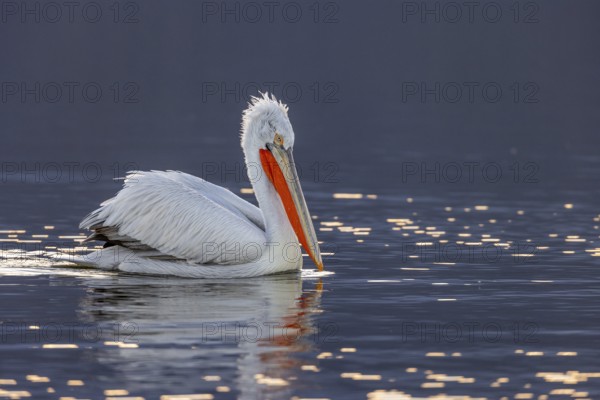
<box><xmin>241</xmin><ymin>93</ymin><xmax>323</xmax><ymax>271</ymax></box>
<box><xmin>241</xmin><ymin>93</ymin><xmax>294</xmax><ymax>151</ymax></box>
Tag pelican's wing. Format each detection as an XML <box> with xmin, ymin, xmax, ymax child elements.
<box><xmin>80</xmin><ymin>170</ymin><xmax>266</xmax><ymax>265</ymax></box>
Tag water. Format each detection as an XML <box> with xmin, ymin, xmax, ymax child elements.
<box><xmin>1</xmin><ymin>154</ymin><xmax>599</xmax><ymax>399</ymax></box>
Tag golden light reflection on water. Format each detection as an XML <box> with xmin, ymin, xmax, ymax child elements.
<box><xmin>42</xmin><ymin>344</ymin><xmax>78</xmax><ymax>349</ymax></box>
<box><xmin>332</xmin><ymin>193</ymin><xmax>363</xmax><ymax>199</ymax></box>
<box><xmin>103</xmin><ymin>341</ymin><xmax>139</xmax><ymax>349</ymax></box>
<box><xmin>104</xmin><ymin>389</ymin><xmax>129</xmax><ymax>396</ymax></box>
<box><xmin>341</xmin><ymin>372</ymin><xmax>382</xmax><ymax>381</ymax></box>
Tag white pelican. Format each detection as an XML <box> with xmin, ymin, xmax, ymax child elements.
<box><xmin>71</xmin><ymin>93</ymin><xmax>323</xmax><ymax>278</ymax></box>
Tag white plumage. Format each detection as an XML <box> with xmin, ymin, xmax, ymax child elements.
<box><xmin>67</xmin><ymin>94</ymin><xmax>323</xmax><ymax>278</ymax></box>
<box><xmin>80</xmin><ymin>170</ymin><xmax>266</xmax><ymax>265</ymax></box>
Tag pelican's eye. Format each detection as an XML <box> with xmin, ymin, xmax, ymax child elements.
<box><xmin>274</xmin><ymin>133</ymin><xmax>284</xmax><ymax>146</ymax></box>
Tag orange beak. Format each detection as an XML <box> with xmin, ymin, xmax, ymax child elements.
<box><xmin>260</xmin><ymin>145</ymin><xmax>323</xmax><ymax>271</ymax></box>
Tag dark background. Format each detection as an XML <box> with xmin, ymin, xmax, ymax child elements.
<box><xmin>1</xmin><ymin>0</ymin><xmax>599</xmax><ymax>194</ymax></box>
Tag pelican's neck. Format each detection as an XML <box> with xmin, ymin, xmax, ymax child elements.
<box><xmin>244</xmin><ymin>147</ymin><xmax>296</xmax><ymax>245</ymax></box>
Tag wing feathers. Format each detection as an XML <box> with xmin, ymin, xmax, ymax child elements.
<box><xmin>80</xmin><ymin>170</ymin><xmax>266</xmax><ymax>264</ymax></box>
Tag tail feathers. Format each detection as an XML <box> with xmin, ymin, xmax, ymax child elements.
<box><xmin>50</xmin><ymin>247</ymin><xmax>128</xmax><ymax>270</ymax></box>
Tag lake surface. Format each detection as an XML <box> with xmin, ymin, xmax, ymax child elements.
<box><xmin>1</xmin><ymin>152</ymin><xmax>599</xmax><ymax>399</ymax></box>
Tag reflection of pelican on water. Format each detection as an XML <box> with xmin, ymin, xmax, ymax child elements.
<box><xmin>78</xmin><ymin>274</ymin><xmax>325</xmax><ymax>399</ymax></box>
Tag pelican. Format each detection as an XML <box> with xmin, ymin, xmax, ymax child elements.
<box><xmin>69</xmin><ymin>93</ymin><xmax>323</xmax><ymax>278</ymax></box>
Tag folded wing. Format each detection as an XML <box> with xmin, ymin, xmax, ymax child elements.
<box><xmin>80</xmin><ymin>170</ymin><xmax>266</xmax><ymax>265</ymax></box>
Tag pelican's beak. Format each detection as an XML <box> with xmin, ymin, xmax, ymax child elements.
<box><xmin>260</xmin><ymin>143</ymin><xmax>324</xmax><ymax>271</ymax></box>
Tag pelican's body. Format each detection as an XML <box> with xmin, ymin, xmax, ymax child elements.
<box><xmin>69</xmin><ymin>94</ymin><xmax>323</xmax><ymax>278</ymax></box>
